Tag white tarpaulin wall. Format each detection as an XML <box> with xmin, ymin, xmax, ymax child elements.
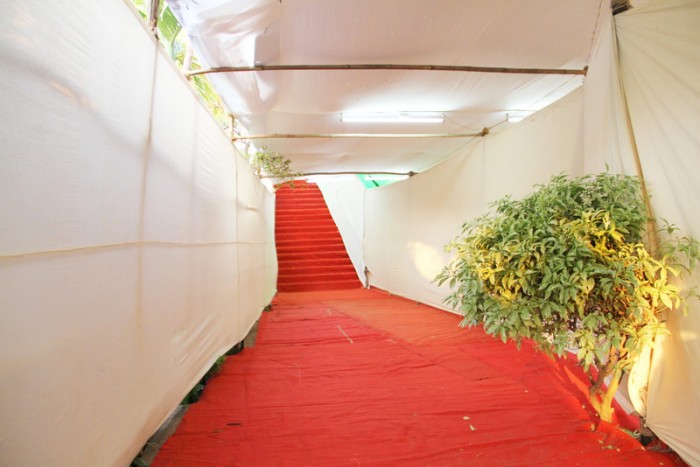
<box><xmin>356</xmin><ymin>1</ymin><xmax>700</xmax><ymax>463</ymax></box>
<box><xmin>317</xmin><ymin>178</ymin><xmax>368</xmax><ymax>286</ymax></box>
<box><xmin>364</xmin><ymin>88</ymin><xmax>585</xmax><ymax>308</ymax></box>
<box><xmin>615</xmin><ymin>1</ymin><xmax>700</xmax><ymax>463</ymax></box>
<box><xmin>0</xmin><ymin>1</ymin><xmax>276</xmax><ymax>466</ymax></box>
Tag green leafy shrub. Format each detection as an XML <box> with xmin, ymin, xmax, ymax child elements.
<box><xmin>249</xmin><ymin>147</ymin><xmax>301</xmax><ymax>183</ymax></box>
<box><xmin>181</xmin><ymin>355</ymin><xmax>226</xmax><ymax>405</ymax></box>
<box><xmin>436</xmin><ymin>173</ymin><xmax>698</xmax><ymax>422</ymax></box>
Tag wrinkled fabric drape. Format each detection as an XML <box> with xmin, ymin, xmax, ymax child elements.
<box><xmin>364</xmin><ymin>89</ymin><xmax>585</xmax><ymax>311</ymax></box>
<box><xmin>0</xmin><ymin>1</ymin><xmax>276</xmax><ymax>465</ymax></box>
<box><xmin>615</xmin><ymin>1</ymin><xmax>700</xmax><ymax>463</ymax></box>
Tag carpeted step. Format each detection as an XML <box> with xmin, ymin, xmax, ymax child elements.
<box><xmin>278</xmin><ymin>264</ymin><xmax>357</xmax><ymax>277</ymax></box>
<box><xmin>276</xmin><ymin>229</ymin><xmax>343</xmax><ymax>236</ymax></box>
<box><xmin>276</xmin><ymin>239</ymin><xmax>346</xmax><ymax>249</ymax></box>
<box><xmin>275</xmin><ymin>222</ymin><xmax>339</xmax><ymax>232</ymax></box>
<box><xmin>277</xmin><ymin>250</ymin><xmax>352</xmax><ymax>262</ymax></box>
<box><xmin>275</xmin><ymin>237</ymin><xmax>345</xmax><ymax>249</ymax></box>
<box><xmin>275</xmin><ymin>233</ymin><xmax>344</xmax><ymax>244</ymax></box>
<box><xmin>276</xmin><ymin>198</ymin><xmax>328</xmax><ymax>206</ymax></box>
<box><xmin>276</xmin><ymin>233</ymin><xmax>341</xmax><ymax>241</ymax></box>
<box><xmin>276</xmin><ymin>197</ymin><xmax>327</xmax><ymax>206</ymax></box>
<box><xmin>275</xmin><ymin>212</ymin><xmax>336</xmax><ymax>222</ymax></box>
<box><xmin>278</xmin><ymin>267</ymin><xmax>356</xmax><ymax>278</ymax></box>
<box><xmin>274</xmin><ymin>193</ymin><xmax>324</xmax><ymax>201</ymax></box>
<box><xmin>277</xmin><ymin>279</ymin><xmax>360</xmax><ymax>292</ymax></box>
<box><xmin>278</xmin><ymin>270</ymin><xmax>359</xmax><ymax>284</ymax></box>
<box><xmin>276</xmin><ymin>197</ymin><xmax>324</xmax><ymax>202</ymax></box>
<box><xmin>276</xmin><ymin>196</ymin><xmax>326</xmax><ymax>204</ymax></box>
<box><xmin>278</xmin><ymin>258</ymin><xmax>355</xmax><ymax>269</ymax></box>
<box><xmin>276</xmin><ymin>213</ymin><xmax>335</xmax><ymax>222</ymax></box>
<box><xmin>276</xmin><ymin>202</ymin><xmax>327</xmax><ymax>209</ymax></box>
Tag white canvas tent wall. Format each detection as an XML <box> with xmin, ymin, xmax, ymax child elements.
<box><xmin>0</xmin><ymin>1</ymin><xmax>276</xmax><ymax>465</ymax></box>
<box><xmin>1</xmin><ymin>0</ymin><xmax>699</xmax><ymax>465</ymax></box>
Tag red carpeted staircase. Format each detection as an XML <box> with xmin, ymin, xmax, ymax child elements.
<box><xmin>275</xmin><ymin>181</ymin><xmax>361</xmax><ymax>292</ymax></box>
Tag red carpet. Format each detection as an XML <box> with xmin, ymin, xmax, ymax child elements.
<box><xmin>275</xmin><ymin>182</ymin><xmax>360</xmax><ymax>292</ymax></box>
<box><xmin>154</xmin><ymin>289</ymin><xmax>683</xmax><ymax>466</ymax></box>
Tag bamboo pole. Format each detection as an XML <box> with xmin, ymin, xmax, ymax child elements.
<box><xmin>261</xmin><ymin>171</ymin><xmax>416</xmax><ymax>179</ymax></box>
<box><xmin>186</xmin><ymin>64</ymin><xmax>588</xmax><ymax>78</ymax></box>
<box><xmin>611</xmin><ymin>0</ymin><xmax>632</xmax><ymax>15</ymax></box>
<box><xmin>234</xmin><ymin>128</ymin><xmax>488</xmax><ymax>141</ymax></box>
<box><xmin>148</xmin><ymin>0</ymin><xmax>160</xmax><ymax>34</ymax></box>
<box><xmin>227</xmin><ymin>114</ymin><xmax>235</xmax><ymax>139</ymax></box>
<box><xmin>182</xmin><ymin>45</ymin><xmax>194</xmax><ymax>78</ymax></box>
<box><xmin>614</xmin><ymin>26</ymin><xmax>658</xmax><ymax>255</ymax></box>
<box><xmin>611</xmin><ymin>13</ymin><xmax>658</xmax><ymax>436</ymax></box>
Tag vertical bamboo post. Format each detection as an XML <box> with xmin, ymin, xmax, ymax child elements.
<box><xmin>182</xmin><ymin>45</ymin><xmax>194</xmax><ymax>78</ymax></box>
<box><xmin>227</xmin><ymin>114</ymin><xmax>235</xmax><ymax>140</ymax></box>
<box><xmin>613</xmin><ymin>12</ymin><xmax>658</xmax><ymax>255</ymax></box>
<box><xmin>612</xmin><ymin>7</ymin><xmax>659</xmax><ymax>438</ymax></box>
<box><xmin>148</xmin><ymin>0</ymin><xmax>160</xmax><ymax>35</ymax></box>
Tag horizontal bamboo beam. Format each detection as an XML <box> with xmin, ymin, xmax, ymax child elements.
<box><xmin>234</xmin><ymin>128</ymin><xmax>488</xmax><ymax>141</ymax></box>
<box><xmin>262</xmin><ymin>171</ymin><xmax>416</xmax><ymax>179</ymax></box>
<box><xmin>187</xmin><ymin>64</ymin><xmax>587</xmax><ymax>78</ymax></box>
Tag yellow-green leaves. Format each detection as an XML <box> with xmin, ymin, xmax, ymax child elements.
<box><xmin>248</xmin><ymin>147</ymin><xmax>301</xmax><ymax>181</ymax></box>
<box><xmin>436</xmin><ymin>172</ymin><xmax>699</xmax><ymax>389</ymax></box>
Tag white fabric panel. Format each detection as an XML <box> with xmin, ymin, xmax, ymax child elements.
<box><xmin>0</xmin><ymin>2</ymin><xmax>153</xmax><ymax>465</ymax></box>
<box><xmin>317</xmin><ymin>178</ymin><xmax>367</xmax><ymax>286</ymax></box>
<box><xmin>237</xmin><ymin>243</ymin><xmax>267</xmax><ymax>332</ymax></box>
<box><xmin>365</xmin><ymin>142</ymin><xmax>484</xmax><ymax>307</ymax></box>
<box><xmin>365</xmin><ymin>90</ymin><xmax>585</xmax><ymax>310</ymax></box>
<box><xmin>482</xmin><ymin>92</ymin><xmax>584</xmax><ymax>202</ymax></box>
<box><xmin>0</xmin><ymin>250</ymin><xmax>141</xmax><ymax>466</ymax></box>
<box><xmin>237</xmin><ymin>153</ymin><xmax>267</xmax><ymax>244</ymax></box>
<box><xmin>581</xmin><ymin>8</ymin><xmax>639</xmax><ymax>175</ymax></box>
<box><xmin>0</xmin><ymin>1</ymin><xmax>276</xmax><ymax>466</ymax></box>
<box><xmin>145</xmin><ymin>53</ymin><xmax>202</xmax><ymax>244</ymax></box>
<box><xmin>615</xmin><ymin>1</ymin><xmax>700</xmax><ymax>463</ymax></box>
<box><xmin>263</xmin><ymin>186</ymin><xmax>279</xmax><ymax>301</ymax></box>
<box><xmin>0</xmin><ymin>2</ymin><xmax>149</xmax><ymax>255</ymax></box>
<box><xmin>237</xmin><ymin>153</ymin><xmax>277</xmax><ymax>333</ymax></box>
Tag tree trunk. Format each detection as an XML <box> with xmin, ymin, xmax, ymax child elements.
<box><xmin>597</xmin><ymin>368</ymin><xmax>623</xmax><ymax>422</ymax></box>
<box><xmin>588</xmin><ymin>349</ymin><xmax>623</xmax><ymax>423</ymax></box>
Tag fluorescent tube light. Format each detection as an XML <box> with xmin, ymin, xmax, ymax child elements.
<box><xmin>506</xmin><ymin>111</ymin><xmax>534</xmax><ymax>123</ymax></box>
<box><xmin>341</xmin><ymin>112</ymin><xmax>444</xmax><ymax>123</ymax></box>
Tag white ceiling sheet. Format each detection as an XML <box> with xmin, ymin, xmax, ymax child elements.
<box><xmin>169</xmin><ymin>0</ymin><xmax>603</xmax><ymax>174</ymax></box>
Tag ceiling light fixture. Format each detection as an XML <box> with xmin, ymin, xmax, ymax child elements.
<box><xmin>506</xmin><ymin>111</ymin><xmax>534</xmax><ymax>123</ymax></box>
<box><xmin>341</xmin><ymin>112</ymin><xmax>444</xmax><ymax>123</ymax></box>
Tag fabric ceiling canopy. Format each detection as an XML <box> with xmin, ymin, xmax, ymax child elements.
<box><xmin>168</xmin><ymin>0</ymin><xmax>603</xmax><ymax>174</ymax></box>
